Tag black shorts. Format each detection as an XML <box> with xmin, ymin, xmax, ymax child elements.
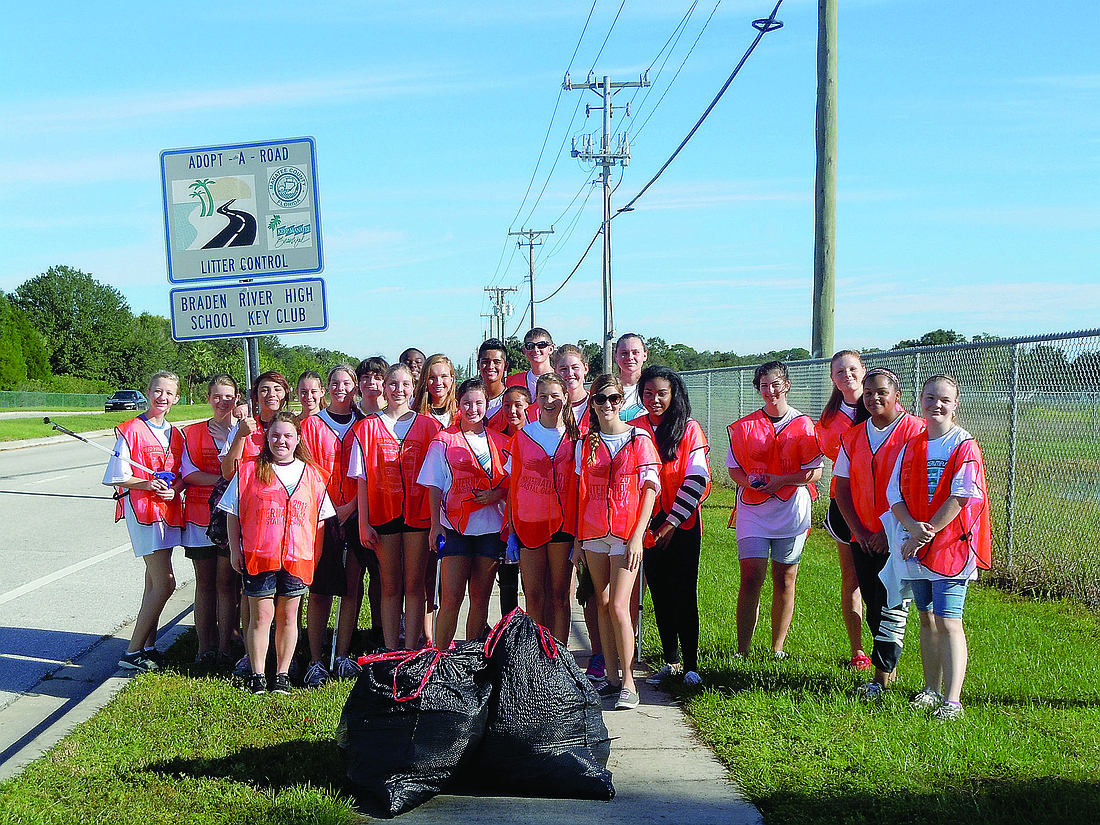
<box><xmin>374</xmin><ymin>515</ymin><xmax>430</xmax><ymax>536</ymax></box>
<box><xmin>823</xmin><ymin>498</ymin><xmax>852</xmax><ymax>544</ymax></box>
<box><xmin>310</xmin><ymin>513</ymin><xmax>374</xmax><ymax>596</ymax></box>
<box><xmin>184</xmin><ymin>544</ymin><xmax>220</xmax><ymax>561</ymax></box>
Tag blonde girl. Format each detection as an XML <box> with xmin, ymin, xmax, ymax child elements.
<box><xmin>817</xmin><ymin>350</ymin><xmax>872</xmax><ymax>670</ymax></box>
<box><xmin>296</xmin><ymin>370</ymin><xmax>327</xmax><ymax>418</ymax></box>
<box><xmin>222</xmin><ymin>411</ymin><xmax>334</xmax><ymax>694</ymax></box>
<box><xmin>181</xmin><ymin>374</ymin><xmax>240</xmax><ymax>667</ymax></box>
<box><xmin>575</xmin><ymin>374</ymin><xmax>660</xmax><ymax>710</ymax></box>
<box><xmin>509</xmin><ymin>372</ymin><xmax>580</xmax><ymax>643</ymax></box>
<box><xmin>885</xmin><ymin>375</ymin><xmax>991</xmax><ymax>720</ymax></box>
<box><xmin>553</xmin><ymin>343</ymin><xmax>592</xmax><ymax>434</ymax></box>
<box><xmin>103</xmin><ymin>371</ymin><xmax>186</xmax><ymax>672</ymax></box>
<box><xmin>415</xmin><ymin>354</ymin><xmax>458</xmax><ymax>428</ymax></box>
<box><xmin>352</xmin><ymin>364</ymin><xmax>442</xmax><ymax>650</ymax></box>
<box><xmin>614</xmin><ymin>333</ymin><xmax>649</xmax><ymax>422</ymax></box>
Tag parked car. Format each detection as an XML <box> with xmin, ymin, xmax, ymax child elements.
<box><xmin>105</xmin><ymin>390</ymin><xmax>148</xmax><ymax>412</ymax></box>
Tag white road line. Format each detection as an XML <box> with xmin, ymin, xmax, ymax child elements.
<box><xmin>0</xmin><ymin>544</ymin><xmax>131</xmax><ymax>606</ymax></box>
<box><xmin>27</xmin><ymin>475</ymin><xmax>70</xmax><ymax>485</ymax></box>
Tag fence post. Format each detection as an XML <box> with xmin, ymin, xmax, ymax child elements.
<box><xmin>705</xmin><ymin>371</ymin><xmax>712</xmax><ymax>438</ymax></box>
<box><xmin>911</xmin><ymin>352</ymin><xmax>921</xmax><ymax>410</ymax></box>
<box><xmin>1004</xmin><ymin>342</ymin><xmax>1021</xmax><ymax>572</ymax></box>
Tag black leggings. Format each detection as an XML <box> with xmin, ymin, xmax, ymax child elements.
<box><xmin>849</xmin><ymin>541</ymin><xmax>908</xmax><ymax>673</ymax></box>
<box><xmin>497</xmin><ymin>563</ymin><xmax>519</xmax><ymax>616</ymax></box>
<box><xmin>642</xmin><ymin>518</ymin><xmax>701</xmax><ymax>673</ymax></box>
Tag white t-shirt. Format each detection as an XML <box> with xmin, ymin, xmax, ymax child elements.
<box><xmin>573</xmin><ymin>428</ymin><xmax>661</xmax><ymax>492</ymax></box>
<box><xmin>102</xmin><ymin>419</ymin><xmax>183</xmax><ymax>555</ymax></box>
<box><xmin>725</xmin><ymin>407</ymin><xmax>822</xmax><ymax>539</ymax></box>
<box><xmin>832</xmin><ymin>414</ymin><xmax>908</xmax><ymax>479</ymax></box>
<box><xmin>416</xmin><ymin>431</ymin><xmax>506</xmax><ymax>535</ymax></box>
<box><xmin>881</xmin><ymin>426</ymin><xmax>983</xmax><ymax>583</ymax></box>
<box><xmin>217</xmin><ymin>459</ymin><xmax>335</xmax><ymax>521</ymax></box>
<box><xmin>521</xmin><ymin>420</ymin><xmax>567</xmax><ymax>457</ymax></box>
<box><xmin>619</xmin><ymin>383</ymin><xmax>645</xmax><ymax>423</ymax></box>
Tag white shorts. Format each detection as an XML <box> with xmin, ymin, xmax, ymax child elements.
<box><xmin>581</xmin><ymin>536</ymin><xmax>627</xmax><ymax>557</ymax></box>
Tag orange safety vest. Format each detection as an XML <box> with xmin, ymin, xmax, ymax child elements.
<box><xmin>629</xmin><ymin>414</ymin><xmax>711</xmax><ymax>531</ymax></box>
<box><xmin>508</xmin><ymin>427</ymin><xmax>577</xmax><ymax>548</ymax></box>
<box><xmin>236</xmin><ymin>459</ymin><xmax>328</xmax><ymax>583</ymax></box>
<box><xmin>726</xmin><ymin>410</ymin><xmax>821</xmax><ymax>507</ymax></box>
<box><xmin>817</xmin><ymin>405</ymin><xmax>860</xmax><ymax>498</ymax></box>
<box><xmin>354</xmin><ymin>413</ymin><xmax>441</xmax><ymax>528</ymax></box>
<box><xmin>435</xmin><ymin>426</ymin><xmax>510</xmax><ymax>534</ymax></box>
<box><xmin>840</xmin><ymin>413</ymin><xmax>925</xmax><ymax>534</ymax></box>
<box><xmin>114</xmin><ymin>417</ymin><xmax>184</xmax><ymax>527</ymax></box>
<box><xmin>899</xmin><ymin>433</ymin><xmax>993</xmax><ymax>577</ymax></box>
<box><xmin>576</xmin><ymin>429</ymin><xmax>661</xmax><ymax>542</ymax></box>
<box><xmin>181</xmin><ymin>420</ymin><xmax>222</xmax><ymax>528</ymax></box>
<box><xmin>485</xmin><ymin>399</ymin><xmax>510</xmax><ymax>434</ymax></box>
<box><xmin>301</xmin><ymin>411</ymin><xmax>363</xmax><ymax>507</ymax></box>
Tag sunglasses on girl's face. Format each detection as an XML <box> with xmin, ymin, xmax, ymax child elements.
<box><xmin>592</xmin><ymin>393</ymin><xmax>623</xmax><ymax>406</ymax></box>
<box><xmin>522</xmin><ymin>341</ymin><xmax>552</xmax><ymax>351</ymax></box>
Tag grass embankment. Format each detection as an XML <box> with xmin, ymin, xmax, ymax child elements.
<box><xmin>0</xmin><ymin>412</ymin><xmax>131</xmax><ymax>443</ymax></box>
<box><xmin>1</xmin><ymin>489</ymin><xmax>1098</xmax><ymax>824</ymax></box>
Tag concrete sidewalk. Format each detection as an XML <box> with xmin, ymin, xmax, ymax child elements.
<box><xmin>0</xmin><ymin>580</ymin><xmax>761</xmax><ymax>824</ymax></box>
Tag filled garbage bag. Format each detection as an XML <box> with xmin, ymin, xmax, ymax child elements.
<box><xmin>336</xmin><ymin>642</ymin><xmax>492</xmax><ymax>816</ymax></box>
<box><xmin>459</xmin><ymin>608</ymin><xmax>614</xmax><ymax>800</ymax></box>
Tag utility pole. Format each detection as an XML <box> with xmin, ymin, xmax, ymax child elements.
<box><xmin>483</xmin><ymin>285</ymin><xmax>517</xmax><ymax>341</ymax></box>
<box><xmin>508</xmin><ymin>227</ymin><xmax>554</xmax><ymax>331</ymax></box>
<box><xmin>566</xmin><ymin>70</ymin><xmax>649</xmax><ymax>373</ymax></box>
<box><xmin>812</xmin><ymin>0</ymin><xmax>837</xmax><ymax>360</ymax></box>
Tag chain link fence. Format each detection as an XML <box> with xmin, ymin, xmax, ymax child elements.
<box><xmin>0</xmin><ymin>391</ymin><xmax>110</xmax><ymax>409</ymax></box>
<box><xmin>682</xmin><ymin>329</ymin><xmax>1100</xmax><ymax>605</ymax></box>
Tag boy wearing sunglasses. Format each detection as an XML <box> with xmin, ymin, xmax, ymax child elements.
<box><xmin>505</xmin><ymin>327</ymin><xmax>556</xmax><ymax>423</ymax></box>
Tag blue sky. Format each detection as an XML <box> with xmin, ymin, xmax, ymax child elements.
<box><xmin>2</xmin><ymin>0</ymin><xmax>1097</xmax><ymax>367</ymax></box>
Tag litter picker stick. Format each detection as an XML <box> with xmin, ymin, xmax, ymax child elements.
<box><xmin>43</xmin><ymin>417</ymin><xmax>176</xmax><ymax>482</ymax></box>
<box><xmin>636</xmin><ymin>566</ymin><xmax>646</xmax><ymax>657</ymax></box>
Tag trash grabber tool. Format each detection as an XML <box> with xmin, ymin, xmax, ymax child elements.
<box><xmin>44</xmin><ymin>417</ymin><xmax>176</xmax><ymax>483</ymax></box>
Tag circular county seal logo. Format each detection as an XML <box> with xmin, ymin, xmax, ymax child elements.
<box><xmin>268</xmin><ymin>166</ymin><xmax>308</xmax><ymax>209</ymax></box>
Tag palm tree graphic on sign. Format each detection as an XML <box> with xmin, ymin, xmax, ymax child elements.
<box><xmin>188</xmin><ymin>179</ymin><xmax>216</xmax><ymax>217</ymax></box>
<box><xmin>268</xmin><ymin>215</ymin><xmax>282</xmax><ymax>232</ymax></box>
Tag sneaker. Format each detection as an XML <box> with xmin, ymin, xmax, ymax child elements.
<box><xmin>646</xmin><ymin>663</ymin><xmax>683</xmax><ymax>685</ymax></box>
<box><xmin>585</xmin><ymin>654</ymin><xmax>606</xmax><ymax>682</ymax></box>
<box><xmin>773</xmin><ymin>650</ymin><xmax>790</xmax><ymax>661</ymax></box>
<box><xmin>232</xmin><ymin>654</ymin><xmax>251</xmax><ymax>678</ymax></box>
<box><xmin>615</xmin><ymin>688</ymin><xmax>640</xmax><ymax>710</ymax></box>
<box><xmin>333</xmin><ymin>655</ymin><xmax>362</xmax><ymax>679</ymax></box>
<box><xmin>246</xmin><ymin>672</ymin><xmax>267</xmax><ymax>694</ymax></box>
<box><xmin>910</xmin><ymin>687</ymin><xmax>944</xmax><ymax>711</ymax></box>
<box><xmin>216</xmin><ymin>651</ymin><xmax>235</xmax><ymax>671</ymax></box>
<box><xmin>595</xmin><ymin>680</ymin><xmax>622</xmax><ymax>699</ymax></box>
<box><xmin>932</xmin><ymin>700</ymin><xmax>964</xmax><ymax>721</ymax></box>
<box><xmin>849</xmin><ymin>653</ymin><xmax>873</xmax><ymax>671</ymax></box>
<box><xmin>683</xmin><ymin>670</ymin><xmax>702</xmax><ymax>687</ymax></box>
<box><xmin>857</xmin><ymin>681</ymin><xmax>885</xmax><ymax>702</ymax></box>
<box><xmin>194</xmin><ymin>649</ymin><xmax>217</xmax><ymax>667</ymax></box>
<box><xmin>303</xmin><ymin>660</ymin><xmax>330</xmax><ymax>688</ymax></box>
<box><xmin>118</xmin><ymin>649</ymin><xmax>159</xmax><ymax>672</ymax></box>
<box><xmin>287</xmin><ymin>656</ymin><xmax>301</xmax><ymax>680</ymax></box>
<box><xmin>732</xmin><ymin>652</ymin><xmax>745</xmax><ymax>661</ymax></box>
<box><xmin>270</xmin><ymin>673</ymin><xmax>292</xmax><ymax>695</ymax></box>
<box><xmin>143</xmin><ymin>648</ymin><xmax>166</xmax><ymax>669</ymax></box>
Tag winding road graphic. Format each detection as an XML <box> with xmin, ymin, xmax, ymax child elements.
<box><xmin>202</xmin><ymin>199</ymin><xmax>257</xmax><ymax>249</ymax></box>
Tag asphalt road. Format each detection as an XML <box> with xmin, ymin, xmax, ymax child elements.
<box><xmin>0</xmin><ymin>435</ymin><xmax>195</xmax><ymax>711</ymax></box>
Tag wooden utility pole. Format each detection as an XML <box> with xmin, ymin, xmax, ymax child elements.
<box><xmin>812</xmin><ymin>0</ymin><xmax>837</xmax><ymax>360</ymax></box>
<box><xmin>508</xmin><ymin>227</ymin><xmax>553</xmax><ymax>331</ymax></box>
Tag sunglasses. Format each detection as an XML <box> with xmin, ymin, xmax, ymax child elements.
<box><xmin>522</xmin><ymin>341</ymin><xmax>552</xmax><ymax>351</ymax></box>
<box><xmin>592</xmin><ymin>393</ymin><xmax>623</xmax><ymax>406</ymax></box>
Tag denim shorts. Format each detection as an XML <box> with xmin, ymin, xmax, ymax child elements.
<box><xmin>908</xmin><ymin>578</ymin><xmax>969</xmax><ymax>619</ymax></box>
<box><xmin>438</xmin><ymin>529</ymin><xmax>503</xmax><ymax>560</ymax></box>
<box><xmin>737</xmin><ymin>534</ymin><xmax>807</xmax><ymax>565</ymax></box>
<box><xmin>242</xmin><ymin>568</ymin><xmax>309</xmax><ymax>599</ymax></box>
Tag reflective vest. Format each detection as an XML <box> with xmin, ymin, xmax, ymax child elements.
<box><xmin>181</xmin><ymin>420</ymin><xmax>222</xmax><ymax>528</ymax></box>
<box><xmin>899</xmin><ymin>433</ymin><xmax>993</xmax><ymax>577</ymax></box>
<box><xmin>435</xmin><ymin>426</ymin><xmax>510</xmax><ymax>534</ymax></box>
<box><xmin>485</xmin><ymin>397</ymin><xmax>510</xmax><ymax>434</ymax></box>
<box><xmin>726</xmin><ymin>410</ymin><xmax>821</xmax><ymax>507</ymax></box>
<box><xmin>817</xmin><ymin>404</ymin><xmax>860</xmax><ymax>497</ymax></box>
<box><xmin>301</xmin><ymin>410</ymin><xmax>363</xmax><ymax>507</ymax></box>
<box><xmin>572</xmin><ymin>396</ymin><xmax>591</xmax><ymax>435</ymax></box>
<box><xmin>509</xmin><ymin>426</ymin><xmax>577</xmax><ymax>547</ymax></box>
<box><xmin>629</xmin><ymin>414</ymin><xmax>711</xmax><ymax>531</ymax></box>
<box><xmin>840</xmin><ymin>413</ymin><xmax>925</xmax><ymax>533</ymax></box>
<box><xmin>236</xmin><ymin>459</ymin><xmax>328</xmax><ymax>583</ymax></box>
<box><xmin>114</xmin><ymin>417</ymin><xmax>184</xmax><ymax>528</ymax></box>
<box><xmin>354</xmin><ymin>413</ymin><xmax>441</xmax><ymax>528</ymax></box>
<box><xmin>576</xmin><ymin>429</ymin><xmax>660</xmax><ymax>542</ymax></box>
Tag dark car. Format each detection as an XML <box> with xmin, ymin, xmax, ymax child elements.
<box><xmin>105</xmin><ymin>390</ymin><xmax>148</xmax><ymax>412</ymax></box>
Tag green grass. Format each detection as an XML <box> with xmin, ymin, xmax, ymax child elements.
<box><xmin>0</xmin><ymin>412</ymin><xmax>132</xmax><ymax>443</ymax></box>
<box><xmin>1</xmin><ymin>488</ymin><xmax>1098</xmax><ymax>823</ymax></box>
<box><xmin>662</xmin><ymin>488</ymin><xmax>1100</xmax><ymax>825</ymax></box>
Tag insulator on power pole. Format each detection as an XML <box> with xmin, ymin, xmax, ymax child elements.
<box><xmin>563</xmin><ymin>72</ymin><xmax>570</xmax><ymax>89</ymax></box>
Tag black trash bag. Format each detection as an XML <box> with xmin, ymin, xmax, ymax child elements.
<box><xmin>205</xmin><ymin>476</ymin><xmax>230</xmax><ymax>551</ymax></box>
<box><xmin>459</xmin><ymin>608</ymin><xmax>614</xmax><ymax>800</ymax></box>
<box><xmin>336</xmin><ymin>642</ymin><xmax>492</xmax><ymax>816</ymax></box>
